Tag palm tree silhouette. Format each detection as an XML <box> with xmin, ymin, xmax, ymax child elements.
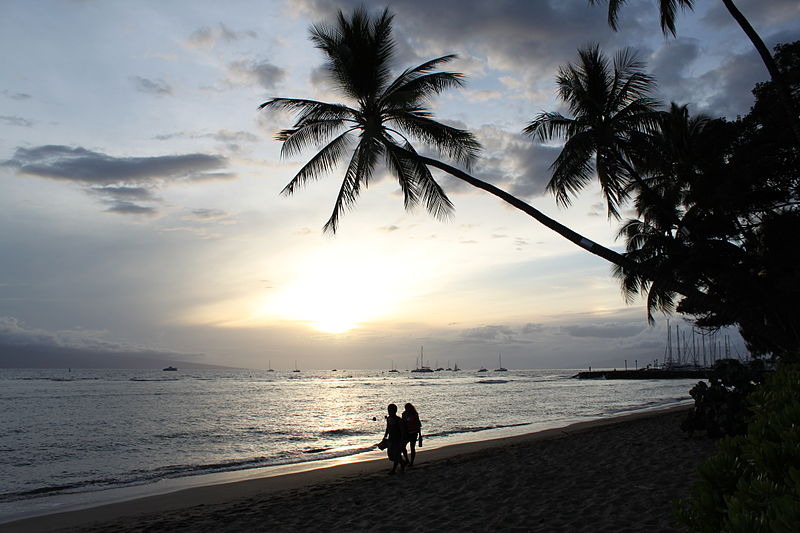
<box><xmin>260</xmin><ymin>8</ymin><xmax>477</xmax><ymax>234</ymax></box>
<box><xmin>524</xmin><ymin>45</ymin><xmax>661</xmax><ymax>220</ymax></box>
<box><xmin>260</xmin><ymin>8</ymin><xmax>713</xmax><ymax>306</ymax></box>
<box><xmin>588</xmin><ymin>0</ymin><xmax>800</xmax><ymax>145</ymax></box>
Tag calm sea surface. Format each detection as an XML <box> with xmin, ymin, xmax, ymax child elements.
<box><xmin>0</xmin><ymin>367</ymin><xmax>698</xmax><ymax>522</ymax></box>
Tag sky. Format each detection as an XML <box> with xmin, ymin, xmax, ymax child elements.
<box><xmin>1</xmin><ymin>0</ymin><xmax>798</xmax><ymax>370</ymax></box>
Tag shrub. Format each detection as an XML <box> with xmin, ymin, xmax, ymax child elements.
<box><xmin>681</xmin><ymin>358</ymin><xmax>767</xmax><ymax>438</ymax></box>
<box><xmin>674</xmin><ymin>357</ymin><xmax>800</xmax><ymax>532</ymax></box>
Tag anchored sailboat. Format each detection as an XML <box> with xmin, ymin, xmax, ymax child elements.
<box><xmin>495</xmin><ymin>354</ymin><xmax>507</xmax><ymax>372</ymax></box>
<box><xmin>410</xmin><ymin>346</ymin><xmax>434</xmax><ymax>373</ymax></box>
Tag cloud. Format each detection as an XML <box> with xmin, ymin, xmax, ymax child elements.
<box><xmin>4</xmin><ymin>145</ymin><xmax>231</xmax><ymax>216</ymax></box>
<box><xmin>0</xmin><ymin>316</ymin><xmax>201</xmax><ymax>368</ymax></box>
<box><xmin>185</xmin><ymin>23</ymin><xmax>257</xmax><ymax>50</ymax></box>
<box><xmin>563</xmin><ymin>322</ymin><xmax>646</xmax><ymax>339</ymax></box>
<box><xmin>130</xmin><ymin>76</ymin><xmax>173</xmax><ymax>96</ymax></box>
<box><xmin>0</xmin><ymin>115</ymin><xmax>33</xmax><ymax>127</ymax></box>
<box><xmin>1</xmin><ymin>90</ymin><xmax>31</xmax><ymax>100</ymax></box>
<box><xmin>461</xmin><ymin>324</ymin><xmax>516</xmax><ymax>341</ymax></box>
<box><xmin>467</xmin><ymin>126</ymin><xmax>560</xmax><ymax>199</ymax></box>
<box><xmin>226</xmin><ymin>59</ymin><xmax>287</xmax><ymax>90</ymax></box>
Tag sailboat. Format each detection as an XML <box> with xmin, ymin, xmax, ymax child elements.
<box><xmin>292</xmin><ymin>360</ymin><xmax>301</xmax><ymax>373</ymax></box>
<box><xmin>267</xmin><ymin>360</ymin><xmax>275</xmax><ymax>372</ymax></box>
<box><xmin>477</xmin><ymin>365</ymin><xmax>488</xmax><ymax>372</ymax></box>
<box><xmin>453</xmin><ymin>361</ymin><xmax>461</xmax><ymax>371</ymax></box>
<box><xmin>410</xmin><ymin>346</ymin><xmax>434</xmax><ymax>373</ymax></box>
<box><xmin>388</xmin><ymin>360</ymin><xmax>399</xmax><ymax>373</ymax></box>
<box><xmin>495</xmin><ymin>354</ymin><xmax>508</xmax><ymax>372</ymax></box>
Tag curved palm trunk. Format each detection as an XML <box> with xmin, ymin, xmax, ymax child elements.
<box><xmin>722</xmin><ymin>0</ymin><xmax>800</xmax><ymax>146</ymax></box>
<box><xmin>413</xmin><ymin>152</ymin><xmax>716</xmax><ymax>307</ymax></box>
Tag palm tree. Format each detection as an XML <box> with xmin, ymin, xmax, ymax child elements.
<box><xmin>524</xmin><ymin>45</ymin><xmax>679</xmax><ymax>226</ymax></box>
<box><xmin>260</xmin><ymin>8</ymin><xmax>478</xmax><ymax>233</ymax></box>
<box><xmin>261</xmin><ymin>8</ymin><xmax>713</xmax><ymax>306</ymax></box>
<box><xmin>588</xmin><ymin>0</ymin><xmax>800</xmax><ymax>145</ymax></box>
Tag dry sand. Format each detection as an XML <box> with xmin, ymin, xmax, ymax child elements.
<box><xmin>3</xmin><ymin>406</ymin><xmax>716</xmax><ymax>533</ymax></box>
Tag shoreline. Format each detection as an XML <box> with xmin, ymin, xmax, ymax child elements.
<box><xmin>1</xmin><ymin>404</ymin><xmax>713</xmax><ymax>532</ymax></box>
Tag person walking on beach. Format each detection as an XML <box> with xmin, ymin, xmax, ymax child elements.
<box><xmin>402</xmin><ymin>403</ymin><xmax>423</xmax><ymax>467</ymax></box>
<box><xmin>381</xmin><ymin>403</ymin><xmax>407</xmax><ymax>474</ymax></box>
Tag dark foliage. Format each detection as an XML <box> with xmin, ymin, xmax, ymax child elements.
<box><xmin>675</xmin><ymin>356</ymin><xmax>800</xmax><ymax>532</ymax></box>
<box><xmin>680</xmin><ymin>359</ymin><xmax>767</xmax><ymax>438</ymax></box>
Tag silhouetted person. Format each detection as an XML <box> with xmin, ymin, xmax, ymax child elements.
<box><xmin>382</xmin><ymin>403</ymin><xmax>407</xmax><ymax>474</ymax></box>
<box><xmin>402</xmin><ymin>402</ymin><xmax>422</xmax><ymax>467</ymax></box>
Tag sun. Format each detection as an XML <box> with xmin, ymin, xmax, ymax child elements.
<box><xmin>259</xmin><ymin>247</ymin><xmax>409</xmax><ymax>333</ymax></box>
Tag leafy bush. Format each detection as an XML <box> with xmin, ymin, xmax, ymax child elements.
<box><xmin>674</xmin><ymin>357</ymin><xmax>800</xmax><ymax>532</ymax></box>
<box><xmin>681</xmin><ymin>358</ymin><xmax>767</xmax><ymax>438</ymax></box>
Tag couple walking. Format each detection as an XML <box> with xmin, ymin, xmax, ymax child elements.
<box><xmin>380</xmin><ymin>402</ymin><xmax>423</xmax><ymax>474</ymax></box>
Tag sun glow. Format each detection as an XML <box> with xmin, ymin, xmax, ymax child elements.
<box><xmin>259</xmin><ymin>247</ymin><xmax>415</xmax><ymax>333</ymax></box>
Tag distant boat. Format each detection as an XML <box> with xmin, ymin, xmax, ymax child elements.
<box><xmin>411</xmin><ymin>346</ymin><xmax>434</xmax><ymax>373</ymax></box>
<box><xmin>453</xmin><ymin>361</ymin><xmax>461</xmax><ymax>371</ymax></box>
<box><xmin>292</xmin><ymin>360</ymin><xmax>301</xmax><ymax>373</ymax></box>
<box><xmin>495</xmin><ymin>354</ymin><xmax>508</xmax><ymax>372</ymax></box>
<box><xmin>163</xmin><ymin>366</ymin><xmax>178</xmax><ymax>372</ymax></box>
<box><xmin>267</xmin><ymin>360</ymin><xmax>275</xmax><ymax>372</ymax></box>
<box><xmin>477</xmin><ymin>366</ymin><xmax>488</xmax><ymax>373</ymax></box>
<box><xmin>388</xmin><ymin>360</ymin><xmax>399</xmax><ymax>373</ymax></box>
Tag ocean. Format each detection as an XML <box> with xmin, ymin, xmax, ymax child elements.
<box><xmin>0</xmin><ymin>367</ymin><xmax>699</xmax><ymax>523</ymax></box>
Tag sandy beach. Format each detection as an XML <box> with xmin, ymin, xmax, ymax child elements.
<box><xmin>3</xmin><ymin>406</ymin><xmax>716</xmax><ymax>533</ymax></box>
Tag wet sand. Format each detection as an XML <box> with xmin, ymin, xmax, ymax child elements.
<box><xmin>2</xmin><ymin>406</ymin><xmax>715</xmax><ymax>532</ymax></box>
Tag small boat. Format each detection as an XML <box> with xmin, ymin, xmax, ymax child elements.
<box><xmin>453</xmin><ymin>362</ymin><xmax>461</xmax><ymax>371</ymax></box>
<box><xmin>163</xmin><ymin>366</ymin><xmax>178</xmax><ymax>371</ymax></box>
<box><xmin>495</xmin><ymin>354</ymin><xmax>508</xmax><ymax>372</ymax></box>
<box><xmin>267</xmin><ymin>360</ymin><xmax>274</xmax><ymax>372</ymax></box>
<box><xmin>410</xmin><ymin>346</ymin><xmax>434</xmax><ymax>373</ymax></box>
<box><xmin>388</xmin><ymin>360</ymin><xmax>399</xmax><ymax>373</ymax></box>
<box><xmin>477</xmin><ymin>366</ymin><xmax>488</xmax><ymax>373</ymax></box>
<box><xmin>292</xmin><ymin>360</ymin><xmax>301</xmax><ymax>373</ymax></box>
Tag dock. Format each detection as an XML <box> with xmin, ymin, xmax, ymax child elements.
<box><xmin>574</xmin><ymin>368</ymin><xmax>711</xmax><ymax>380</ymax></box>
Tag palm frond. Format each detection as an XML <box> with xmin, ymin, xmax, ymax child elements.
<box><xmin>389</xmin><ymin>112</ymin><xmax>481</xmax><ymax>168</ymax></box>
<box><xmin>277</xmin><ymin>119</ymin><xmax>351</xmax><ymax>158</ymax></box>
<box><xmin>382</xmin><ymin>71</ymin><xmax>465</xmax><ymax>108</ymax></box>
<box><xmin>547</xmin><ymin>132</ymin><xmax>596</xmax><ymax>208</ymax></box>
<box><xmin>524</xmin><ymin>112</ymin><xmax>574</xmax><ymax>142</ymax></box>
<box><xmin>390</xmin><ymin>140</ymin><xmax>454</xmax><ymax>220</ymax></box>
<box><xmin>323</xmin><ymin>137</ymin><xmax>382</xmax><ymax>233</ymax></box>
<box><xmin>382</xmin><ymin>55</ymin><xmax>458</xmax><ymax>97</ymax></box>
<box><xmin>281</xmin><ymin>131</ymin><xmax>353</xmax><ymax>196</ymax></box>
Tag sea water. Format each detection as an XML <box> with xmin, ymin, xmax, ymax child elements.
<box><xmin>0</xmin><ymin>368</ymin><xmax>699</xmax><ymax>522</ymax></box>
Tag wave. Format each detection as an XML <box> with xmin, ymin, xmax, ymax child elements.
<box><xmin>426</xmin><ymin>421</ymin><xmax>531</xmax><ymax>439</ymax></box>
<box><xmin>128</xmin><ymin>378</ymin><xmax>179</xmax><ymax>382</ymax></box>
<box><xmin>318</xmin><ymin>428</ymin><xmax>370</xmax><ymax>438</ymax></box>
<box><xmin>476</xmin><ymin>379</ymin><xmax>509</xmax><ymax>384</ymax></box>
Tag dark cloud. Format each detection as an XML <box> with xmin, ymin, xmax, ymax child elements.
<box><xmin>468</xmin><ymin>127</ymin><xmax>560</xmax><ymax>199</ymax></box>
<box><xmin>0</xmin><ymin>115</ymin><xmax>33</xmax><ymax>127</ymax></box>
<box><xmin>0</xmin><ymin>316</ymin><xmax>206</xmax><ymax>368</ymax></box>
<box><xmin>4</xmin><ymin>145</ymin><xmax>230</xmax><ymax>216</ymax></box>
<box><xmin>130</xmin><ymin>76</ymin><xmax>173</xmax><ymax>96</ymax></box>
<box><xmin>5</xmin><ymin>145</ymin><xmax>228</xmax><ymax>185</ymax></box>
<box><xmin>702</xmin><ymin>0</ymin><xmax>800</xmax><ymax>30</ymax></box>
<box><xmin>563</xmin><ymin>322</ymin><xmax>645</xmax><ymax>339</ymax></box>
<box><xmin>1</xmin><ymin>89</ymin><xmax>31</xmax><ymax>100</ymax></box>
<box><xmin>461</xmin><ymin>325</ymin><xmax>516</xmax><ymax>341</ymax></box>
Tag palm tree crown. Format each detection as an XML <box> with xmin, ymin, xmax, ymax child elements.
<box><xmin>524</xmin><ymin>45</ymin><xmax>660</xmax><ymax>218</ymax></box>
<box><xmin>260</xmin><ymin>7</ymin><xmax>480</xmax><ymax>233</ymax></box>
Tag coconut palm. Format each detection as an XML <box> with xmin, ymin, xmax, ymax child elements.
<box><xmin>523</xmin><ymin>45</ymin><xmax>663</xmax><ymax>220</ymax></box>
<box><xmin>261</xmin><ymin>8</ymin><xmax>715</xmax><ymax>307</ymax></box>
<box><xmin>588</xmin><ymin>0</ymin><xmax>800</xmax><ymax>145</ymax></box>
<box><xmin>259</xmin><ymin>8</ymin><xmax>478</xmax><ymax>233</ymax></box>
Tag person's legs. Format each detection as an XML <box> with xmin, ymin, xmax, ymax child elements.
<box><xmin>408</xmin><ymin>439</ymin><xmax>416</xmax><ymax>466</ymax></box>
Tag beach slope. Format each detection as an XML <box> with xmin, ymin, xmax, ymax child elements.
<box><xmin>3</xmin><ymin>407</ymin><xmax>715</xmax><ymax>532</ymax></box>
